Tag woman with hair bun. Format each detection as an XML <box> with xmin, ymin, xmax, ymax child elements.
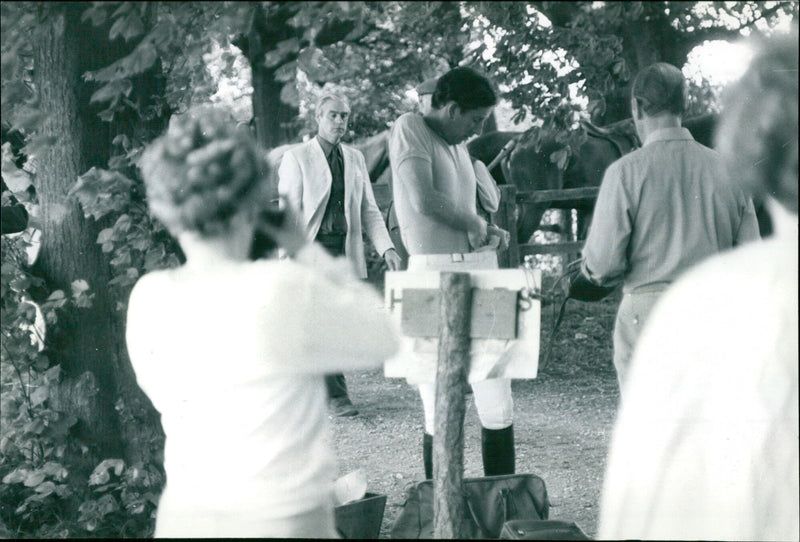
<box><xmin>128</xmin><ymin>107</ymin><xmax>400</xmax><ymax>537</ymax></box>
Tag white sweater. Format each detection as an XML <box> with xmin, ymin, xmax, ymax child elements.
<box><xmin>126</xmin><ymin>244</ymin><xmax>400</xmax><ymax>537</ymax></box>
<box><xmin>599</xmin><ymin>200</ymin><xmax>799</xmax><ymax>541</ymax></box>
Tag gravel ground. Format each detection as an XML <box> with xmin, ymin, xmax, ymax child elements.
<box><xmin>330</xmin><ymin>285</ymin><xmax>622</xmax><ymax>538</ymax></box>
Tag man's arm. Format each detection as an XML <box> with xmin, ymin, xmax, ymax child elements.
<box><xmin>357</xmin><ymin>154</ymin><xmax>394</xmax><ymax>255</ymax></box>
<box><xmin>580</xmin><ymin>162</ymin><xmax>632</xmax><ymax>286</ymax></box>
<box><xmin>355</xmin><ymin>154</ymin><xmax>402</xmax><ymax>270</ymax></box>
<box><xmin>473</xmin><ymin>159</ymin><xmax>501</xmax><ymax>214</ymax></box>
<box><xmin>277</xmin><ymin>150</ymin><xmax>304</xmax><ymax>232</ymax></box>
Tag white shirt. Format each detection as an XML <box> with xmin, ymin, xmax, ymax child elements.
<box><xmin>389</xmin><ymin>112</ymin><xmax>478</xmax><ymax>255</ymax></box>
<box><xmin>126</xmin><ymin>244</ymin><xmax>400</xmax><ymax>537</ymax></box>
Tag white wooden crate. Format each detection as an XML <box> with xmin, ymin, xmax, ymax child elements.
<box><xmin>383</xmin><ymin>268</ymin><xmax>542</xmax><ymax>384</ymax></box>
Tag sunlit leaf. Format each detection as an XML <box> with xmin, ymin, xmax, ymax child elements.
<box><xmin>23</xmin><ymin>470</ymin><xmax>45</xmax><ymax>487</ymax></box>
<box><xmin>70</xmin><ymin>167</ymin><xmax>135</xmax><ymax>220</ymax></box>
<box><xmin>20</xmin><ymin>135</ymin><xmax>56</xmax><ymax>163</ymax></box>
<box><xmin>111</xmin><ymin>2</ymin><xmax>134</xmax><ymax>19</ymax></box>
<box><xmin>90</xmin><ymin>79</ymin><xmax>133</xmax><ymax>104</ymax></box>
<box><xmin>41</xmin><ymin>461</ymin><xmax>68</xmax><ymax>480</ymax></box>
<box><xmin>29</xmin><ymin>385</ymin><xmax>48</xmax><ymax>407</ymax></box>
<box><xmin>551</xmin><ymin>148</ymin><xmax>570</xmax><ymax>171</ymax></box>
<box><xmin>263</xmin><ymin>49</ymin><xmax>285</xmax><ymax>68</ymax></box>
<box><xmin>274</xmin><ymin>60</ymin><xmax>297</xmax><ymax>82</ymax></box>
<box><xmin>44</xmin><ymin>365</ymin><xmax>61</xmax><ymax>384</ymax></box>
<box><xmin>34</xmin><ymin>480</ymin><xmax>56</xmax><ymax>496</ymax></box>
<box><xmin>54</xmin><ymin>484</ymin><xmax>72</xmax><ymax>498</ymax></box>
<box><xmin>89</xmin><ymin>469</ymin><xmax>110</xmax><ymax>486</ymax></box>
<box><xmin>97</xmin><ymin>494</ymin><xmax>120</xmax><ymax>516</ymax></box>
<box><xmin>108</xmin><ymin>6</ymin><xmax>144</xmax><ymax>40</ymax></box>
<box><xmin>22</xmin><ymin>418</ymin><xmax>45</xmax><ymax>435</ymax></box>
<box><xmin>71</xmin><ymin>279</ymin><xmax>90</xmax><ymax>296</ymax></box>
<box><xmin>2</xmin><ymin>468</ymin><xmax>29</xmax><ymax>484</ymax></box>
<box><xmin>97</xmin><ymin>228</ymin><xmax>115</xmax><ymax>244</ymax></box>
<box><xmin>46</xmin><ymin>290</ymin><xmax>65</xmax><ymax>301</ymax></box>
<box><xmin>81</xmin><ymin>4</ymin><xmax>108</xmax><ymax>27</ymax></box>
<box><xmin>89</xmin><ymin>458</ymin><xmax>125</xmax><ymax>487</ymax></box>
<box><xmin>280</xmin><ymin>83</ymin><xmax>300</xmax><ymax>107</ymax></box>
<box><xmin>111</xmin><ymin>134</ymin><xmax>130</xmax><ymax>147</ymax></box>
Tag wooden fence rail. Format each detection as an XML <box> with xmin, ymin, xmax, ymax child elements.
<box><xmin>493</xmin><ymin>185</ymin><xmax>600</xmax><ymax>268</ymax></box>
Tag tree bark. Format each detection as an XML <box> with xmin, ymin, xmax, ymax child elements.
<box><xmin>32</xmin><ymin>3</ymin><xmax>122</xmax><ymax>457</ymax></box>
<box><xmin>236</xmin><ymin>3</ymin><xmax>300</xmax><ymax>151</ymax></box>
<box><xmin>433</xmin><ymin>272</ymin><xmax>471</xmax><ymax>539</ymax></box>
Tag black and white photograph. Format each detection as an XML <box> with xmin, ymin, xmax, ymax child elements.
<box><xmin>1</xmin><ymin>1</ymin><xmax>797</xmax><ymax>539</ymax></box>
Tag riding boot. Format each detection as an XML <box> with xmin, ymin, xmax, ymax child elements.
<box><xmin>423</xmin><ymin>432</ymin><xmax>433</xmax><ymax>480</ymax></box>
<box><xmin>481</xmin><ymin>425</ymin><xmax>515</xmax><ymax>476</ymax></box>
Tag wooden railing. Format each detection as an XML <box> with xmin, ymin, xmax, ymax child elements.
<box><xmin>492</xmin><ymin>185</ymin><xmax>599</xmax><ymax>268</ymax></box>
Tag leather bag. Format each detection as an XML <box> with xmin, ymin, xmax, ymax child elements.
<box><xmin>499</xmin><ymin>519</ymin><xmax>591</xmax><ymax>540</ymax></box>
<box><xmin>389</xmin><ymin>474</ymin><xmax>550</xmax><ymax>539</ymax></box>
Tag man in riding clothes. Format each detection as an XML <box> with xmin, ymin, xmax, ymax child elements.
<box><xmin>389</xmin><ymin>67</ymin><xmax>516</xmax><ymax>479</ymax></box>
<box><xmin>570</xmin><ymin>62</ymin><xmax>760</xmax><ymax>396</ymax></box>
<box><xmin>279</xmin><ymin>93</ymin><xmax>402</xmax><ymax>417</ymax></box>
<box><xmin>416</xmin><ymin>77</ymin><xmax>501</xmax><ymax>220</ymax></box>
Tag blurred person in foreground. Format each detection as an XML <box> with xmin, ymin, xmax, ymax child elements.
<box><xmin>389</xmin><ymin>66</ymin><xmax>515</xmax><ymax>480</ymax></box>
<box><xmin>129</xmin><ymin>107</ymin><xmax>400</xmax><ymax>537</ymax></box>
<box><xmin>279</xmin><ymin>92</ymin><xmax>401</xmax><ymax>417</ymax></box>
<box><xmin>599</xmin><ymin>30</ymin><xmax>798</xmax><ymax>541</ymax></box>
<box><xmin>570</xmin><ymin>61</ymin><xmax>760</xmax><ymax>396</ymax></box>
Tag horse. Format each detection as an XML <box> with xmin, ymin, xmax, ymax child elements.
<box><xmin>466</xmin><ymin>113</ymin><xmax>770</xmax><ymax>242</ymax></box>
<box><xmin>467</xmin><ymin>117</ymin><xmax>641</xmax><ymax>243</ymax></box>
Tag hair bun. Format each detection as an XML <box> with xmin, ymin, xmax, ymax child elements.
<box><xmin>140</xmin><ymin>106</ymin><xmax>270</xmax><ymax>236</ymax></box>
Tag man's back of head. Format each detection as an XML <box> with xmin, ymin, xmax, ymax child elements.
<box><xmin>631</xmin><ymin>62</ymin><xmax>687</xmax><ymax>117</ymax></box>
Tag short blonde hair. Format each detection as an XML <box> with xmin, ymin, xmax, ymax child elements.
<box><xmin>315</xmin><ymin>93</ymin><xmax>350</xmax><ymax>118</ymax></box>
<box><xmin>139</xmin><ymin>106</ymin><xmax>271</xmax><ymax>236</ymax></box>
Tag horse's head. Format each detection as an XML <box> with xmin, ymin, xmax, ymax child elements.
<box><xmin>506</xmin><ymin>132</ymin><xmax>566</xmax><ymax>192</ymax></box>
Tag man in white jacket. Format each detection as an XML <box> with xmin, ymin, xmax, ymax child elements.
<box><xmin>279</xmin><ymin>93</ymin><xmax>401</xmax><ymax>417</ymax></box>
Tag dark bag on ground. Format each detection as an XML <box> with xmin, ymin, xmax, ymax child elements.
<box><xmin>499</xmin><ymin>519</ymin><xmax>591</xmax><ymax>540</ymax></box>
<box><xmin>389</xmin><ymin>473</ymin><xmax>550</xmax><ymax>539</ymax></box>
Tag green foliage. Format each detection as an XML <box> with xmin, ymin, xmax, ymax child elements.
<box><xmin>469</xmin><ymin>1</ymin><xmax>797</xmax><ymax>169</ymax></box>
<box><xmin>0</xmin><ymin>235</ymin><xmax>161</xmax><ymax>537</ymax></box>
<box><xmin>315</xmin><ymin>2</ymin><xmax>467</xmax><ymax>138</ymax></box>
<box><xmin>2</xmin><ymin>1</ymin><xmax>795</xmax><ymax>538</ymax></box>
<box><xmin>1</xmin><ymin>3</ymin><xmax>175</xmax><ymax>537</ymax></box>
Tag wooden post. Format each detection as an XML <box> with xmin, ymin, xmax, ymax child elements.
<box><xmin>433</xmin><ymin>272</ymin><xmax>472</xmax><ymax>539</ymax></box>
<box><xmin>494</xmin><ymin>185</ymin><xmax>519</xmax><ymax>269</ymax></box>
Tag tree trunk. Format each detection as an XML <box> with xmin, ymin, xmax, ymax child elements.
<box><xmin>32</xmin><ymin>3</ymin><xmax>122</xmax><ymax>457</ymax></box>
<box><xmin>235</xmin><ymin>3</ymin><xmax>301</xmax><ymax>202</ymax></box>
<box><xmin>605</xmin><ymin>8</ymin><xmax>695</xmax><ymax>124</ymax></box>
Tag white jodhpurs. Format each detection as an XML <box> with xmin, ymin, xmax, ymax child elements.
<box><xmin>418</xmin><ymin>378</ymin><xmax>513</xmax><ymax>435</ymax></box>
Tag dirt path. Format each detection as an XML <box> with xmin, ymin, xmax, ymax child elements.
<box><xmin>331</xmin><ymin>292</ymin><xmax>621</xmax><ymax>538</ymax></box>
